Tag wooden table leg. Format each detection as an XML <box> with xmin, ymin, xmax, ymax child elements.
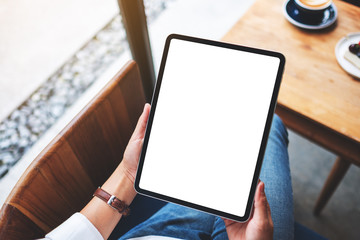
<box><xmin>313</xmin><ymin>157</ymin><xmax>351</xmax><ymax>215</ymax></box>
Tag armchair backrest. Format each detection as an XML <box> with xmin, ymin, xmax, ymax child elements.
<box><xmin>0</xmin><ymin>60</ymin><xmax>146</xmax><ymax>239</ymax></box>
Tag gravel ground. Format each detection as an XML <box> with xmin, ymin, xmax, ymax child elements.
<box><xmin>0</xmin><ymin>0</ymin><xmax>175</xmax><ymax>179</ymax></box>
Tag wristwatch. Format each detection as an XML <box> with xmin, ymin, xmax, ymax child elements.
<box><xmin>93</xmin><ymin>187</ymin><xmax>130</xmax><ymax>216</ymax></box>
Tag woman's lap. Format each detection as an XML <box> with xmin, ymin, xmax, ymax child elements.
<box><xmin>114</xmin><ymin>115</ymin><xmax>294</xmax><ymax>240</ymax></box>
<box><xmin>119</xmin><ymin>203</ymin><xmax>225</xmax><ymax>239</ymax></box>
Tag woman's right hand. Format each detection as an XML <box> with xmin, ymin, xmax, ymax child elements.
<box><xmin>223</xmin><ymin>181</ymin><xmax>274</xmax><ymax>240</ymax></box>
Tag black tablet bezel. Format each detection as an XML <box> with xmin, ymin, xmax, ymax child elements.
<box><xmin>134</xmin><ymin>34</ymin><xmax>285</xmax><ymax>222</ymax></box>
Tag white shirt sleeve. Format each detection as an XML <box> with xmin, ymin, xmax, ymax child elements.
<box><xmin>42</xmin><ymin>212</ymin><xmax>103</xmax><ymax>240</ymax></box>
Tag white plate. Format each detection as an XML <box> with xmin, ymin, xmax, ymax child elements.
<box><xmin>335</xmin><ymin>32</ymin><xmax>360</xmax><ymax>79</ymax></box>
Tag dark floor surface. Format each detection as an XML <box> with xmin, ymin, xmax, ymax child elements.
<box><xmin>288</xmin><ymin>130</ymin><xmax>360</xmax><ymax>240</ymax></box>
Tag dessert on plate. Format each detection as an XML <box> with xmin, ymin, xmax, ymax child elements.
<box><xmin>344</xmin><ymin>41</ymin><xmax>360</xmax><ymax>69</ymax></box>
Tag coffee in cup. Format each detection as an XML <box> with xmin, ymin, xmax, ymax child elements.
<box><xmin>295</xmin><ymin>0</ymin><xmax>332</xmax><ymax>10</ymax></box>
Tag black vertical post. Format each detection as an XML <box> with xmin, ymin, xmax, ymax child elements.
<box><xmin>117</xmin><ymin>0</ymin><xmax>156</xmax><ymax>102</ymax></box>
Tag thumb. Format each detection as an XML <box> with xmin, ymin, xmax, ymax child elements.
<box><xmin>252</xmin><ymin>181</ymin><xmax>271</xmax><ymax>222</ymax></box>
<box><xmin>131</xmin><ymin>103</ymin><xmax>151</xmax><ymax>141</ymax></box>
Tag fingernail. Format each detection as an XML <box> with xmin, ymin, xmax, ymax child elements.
<box><xmin>260</xmin><ymin>181</ymin><xmax>265</xmax><ymax>194</ymax></box>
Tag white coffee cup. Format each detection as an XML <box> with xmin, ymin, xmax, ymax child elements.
<box><xmin>295</xmin><ymin>0</ymin><xmax>332</xmax><ymax>11</ymax></box>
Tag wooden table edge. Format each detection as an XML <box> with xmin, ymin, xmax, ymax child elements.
<box><xmin>275</xmin><ymin>104</ymin><xmax>360</xmax><ymax>166</ymax></box>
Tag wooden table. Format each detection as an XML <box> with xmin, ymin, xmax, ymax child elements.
<box><xmin>223</xmin><ymin>0</ymin><xmax>360</xmax><ymax>215</ymax></box>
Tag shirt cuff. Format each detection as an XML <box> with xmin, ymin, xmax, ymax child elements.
<box><xmin>45</xmin><ymin>212</ymin><xmax>103</xmax><ymax>240</ymax></box>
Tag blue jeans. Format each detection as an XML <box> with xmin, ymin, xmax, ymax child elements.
<box><xmin>114</xmin><ymin>115</ymin><xmax>294</xmax><ymax>240</ymax></box>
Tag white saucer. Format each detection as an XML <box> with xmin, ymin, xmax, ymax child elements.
<box><xmin>335</xmin><ymin>32</ymin><xmax>360</xmax><ymax>79</ymax></box>
<box><xmin>283</xmin><ymin>0</ymin><xmax>337</xmax><ymax>30</ymax></box>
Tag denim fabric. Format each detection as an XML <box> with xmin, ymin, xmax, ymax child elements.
<box><xmin>260</xmin><ymin>114</ymin><xmax>294</xmax><ymax>240</ymax></box>
<box><xmin>118</xmin><ymin>115</ymin><xmax>293</xmax><ymax>240</ymax></box>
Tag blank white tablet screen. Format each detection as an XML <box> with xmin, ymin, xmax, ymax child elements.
<box><xmin>139</xmin><ymin>38</ymin><xmax>280</xmax><ymax>217</ymax></box>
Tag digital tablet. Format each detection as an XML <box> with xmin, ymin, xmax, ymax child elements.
<box><xmin>135</xmin><ymin>34</ymin><xmax>285</xmax><ymax>222</ymax></box>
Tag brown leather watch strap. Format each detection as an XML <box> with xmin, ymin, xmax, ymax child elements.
<box><xmin>93</xmin><ymin>187</ymin><xmax>130</xmax><ymax>216</ymax></box>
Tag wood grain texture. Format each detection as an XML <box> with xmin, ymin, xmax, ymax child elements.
<box><xmin>222</xmin><ymin>0</ymin><xmax>360</xmax><ymax>145</ymax></box>
<box><xmin>0</xmin><ymin>60</ymin><xmax>146</xmax><ymax>239</ymax></box>
<box><xmin>0</xmin><ymin>204</ymin><xmax>44</xmax><ymax>240</ymax></box>
<box><xmin>275</xmin><ymin>104</ymin><xmax>360</xmax><ymax>165</ymax></box>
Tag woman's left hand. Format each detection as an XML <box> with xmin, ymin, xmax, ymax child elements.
<box><xmin>120</xmin><ymin>103</ymin><xmax>151</xmax><ymax>183</ymax></box>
